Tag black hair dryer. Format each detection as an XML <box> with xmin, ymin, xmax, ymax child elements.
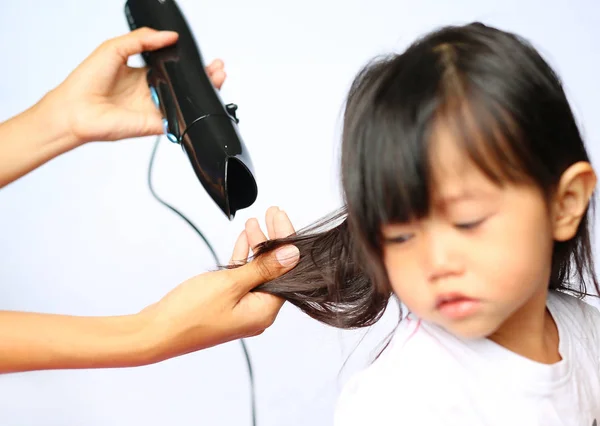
<box><xmin>124</xmin><ymin>0</ymin><xmax>258</xmax><ymax>220</ymax></box>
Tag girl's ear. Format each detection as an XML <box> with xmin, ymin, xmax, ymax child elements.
<box><xmin>552</xmin><ymin>161</ymin><xmax>597</xmax><ymax>241</ymax></box>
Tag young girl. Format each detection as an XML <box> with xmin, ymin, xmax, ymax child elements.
<box><xmin>239</xmin><ymin>22</ymin><xmax>600</xmax><ymax>424</ymax></box>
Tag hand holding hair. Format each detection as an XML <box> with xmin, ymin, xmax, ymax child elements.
<box><xmin>144</xmin><ymin>206</ymin><xmax>299</xmax><ymax>362</ymax></box>
<box><xmin>0</xmin><ymin>219</ymin><xmax>299</xmax><ymax>373</ymax></box>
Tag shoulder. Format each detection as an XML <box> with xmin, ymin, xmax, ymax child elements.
<box><xmin>547</xmin><ymin>290</ymin><xmax>600</xmax><ymax>330</ymax></box>
<box><xmin>547</xmin><ymin>290</ymin><xmax>600</xmax><ymax>350</ymax></box>
<box><xmin>333</xmin><ymin>317</ymin><xmax>463</xmax><ymax>426</ymax></box>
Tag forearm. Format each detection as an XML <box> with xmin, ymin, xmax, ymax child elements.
<box><xmin>0</xmin><ymin>310</ymin><xmax>160</xmax><ymax>373</ymax></box>
<box><xmin>0</xmin><ymin>92</ymin><xmax>80</xmax><ymax>189</ymax></box>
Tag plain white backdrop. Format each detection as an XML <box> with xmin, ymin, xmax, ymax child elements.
<box><xmin>1</xmin><ymin>0</ymin><xmax>599</xmax><ymax>425</ymax></box>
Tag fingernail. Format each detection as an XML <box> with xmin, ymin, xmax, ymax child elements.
<box><xmin>276</xmin><ymin>246</ymin><xmax>299</xmax><ymax>267</ymax></box>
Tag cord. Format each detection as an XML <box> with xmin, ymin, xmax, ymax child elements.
<box><xmin>147</xmin><ymin>134</ymin><xmax>257</xmax><ymax>426</ymax></box>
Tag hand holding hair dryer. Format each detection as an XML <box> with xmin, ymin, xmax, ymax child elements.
<box><xmin>124</xmin><ymin>0</ymin><xmax>258</xmax><ymax>220</ymax></box>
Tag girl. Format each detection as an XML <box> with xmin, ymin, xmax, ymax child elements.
<box><xmin>238</xmin><ymin>22</ymin><xmax>600</xmax><ymax>424</ymax></box>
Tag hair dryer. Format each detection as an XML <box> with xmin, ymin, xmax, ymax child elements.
<box><xmin>124</xmin><ymin>0</ymin><xmax>258</xmax><ymax>220</ymax></box>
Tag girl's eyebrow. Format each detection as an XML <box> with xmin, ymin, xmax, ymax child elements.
<box><xmin>441</xmin><ymin>192</ymin><xmax>476</xmax><ymax>204</ymax></box>
<box><xmin>435</xmin><ymin>188</ymin><xmax>490</xmax><ymax>206</ymax></box>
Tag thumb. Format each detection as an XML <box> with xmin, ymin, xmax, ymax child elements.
<box><xmin>99</xmin><ymin>107</ymin><xmax>163</xmax><ymax>141</ymax></box>
<box><xmin>230</xmin><ymin>245</ymin><xmax>300</xmax><ymax>296</ymax></box>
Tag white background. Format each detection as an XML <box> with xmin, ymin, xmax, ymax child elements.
<box><xmin>1</xmin><ymin>0</ymin><xmax>599</xmax><ymax>425</ymax></box>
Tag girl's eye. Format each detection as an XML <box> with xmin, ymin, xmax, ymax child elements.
<box><xmin>454</xmin><ymin>218</ymin><xmax>486</xmax><ymax>230</ymax></box>
<box><xmin>384</xmin><ymin>233</ymin><xmax>414</xmax><ymax>244</ymax></box>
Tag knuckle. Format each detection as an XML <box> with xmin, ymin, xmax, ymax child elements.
<box><xmin>260</xmin><ymin>309</ymin><xmax>278</xmax><ymax>329</ymax></box>
<box><xmin>256</xmin><ymin>258</ymin><xmax>274</xmax><ymax>282</ymax></box>
<box><xmin>98</xmin><ymin>39</ymin><xmax>121</xmax><ymax>58</ymax></box>
<box><xmin>262</xmin><ymin>316</ymin><xmax>275</xmax><ymax>329</ymax></box>
<box><xmin>97</xmin><ymin>39</ymin><xmax>113</xmax><ymax>52</ymax></box>
<box><xmin>246</xmin><ymin>320</ymin><xmax>268</xmax><ymax>338</ymax></box>
<box><xmin>251</xmin><ymin>328</ymin><xmax>265</xmax><ymax>337</ymax></box>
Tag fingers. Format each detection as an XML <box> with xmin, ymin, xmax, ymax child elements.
<box><xmin>229</xmin><ymin>230</ymin><xmax>249</xmax><ymax>266</ymax></box>
<box><xmin>274</xmin><ymin>210</ymin><xmax>296</xmax><ymax>239</ymax></box>
<box><xmin>245</xmin><ymin>218</ymin><xmax>267</xmax><ymax>250</ymax></box>
<box><xmin>206</xmin><ymin>59</ymin><xmax>226</xmax><ymax>90</ymax></box>
<box><xmin>265</xmin><ymin>206</ymin><xmax>280</xmax><ymax>239</ymax></box>
<box><xmin>207</xmin><ymin>59</ymin><xmax>224</xmax><ymax>73</ymax></box>
<box><xmin>238</xmin><ymin>291</ymin><xmax>286</xmax><ymax>331</ymax></box>
<box><xmin>229</xmin><ymin>244</ymin><xmax>300</xmax><ymax>296</ymax></box>
<box><xmin>229</xmin><ymin>206</ymin><xmax>299</xmax><ymax>296</ymax></box>
<box><xmin>209</xmin><ymin>70</ymin><xmax>226</xmax><ymax>90</ymax></box>
<box><xmin>105</xmin><ymin>27</ymin><xmax>179</xmax><ymax>63</ymax></box>
<box><xmin>246</xmin><ymin>206</ymin><xmax>295</xmax><ymax>248</ymax></box>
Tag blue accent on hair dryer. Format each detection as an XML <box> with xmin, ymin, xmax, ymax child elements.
<box><xmin>124</xmin><ymin>0</ymin><xmax>258</xmax><ymax>220</ymax></box>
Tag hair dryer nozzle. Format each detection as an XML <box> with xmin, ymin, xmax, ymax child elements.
<box><xmin>182</xmin><ymin>115</ymin><xmax>258</xmax><ymax>220</ymax></box>
<box><xmin>124</xmin><ymin>0</ymin><xmax>258</xmax><ymax>220</ymax></box>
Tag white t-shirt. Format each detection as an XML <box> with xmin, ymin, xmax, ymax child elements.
<box><xmin>334</xmin><ymin>290</ymin><xmax>600</xmax><ymax>426</ymax></box>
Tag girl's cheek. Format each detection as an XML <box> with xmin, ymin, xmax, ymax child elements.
<box><xmin>385</xmin><ymin>256</ymin><xmax>423</xmax><ymax>298</ymax></box>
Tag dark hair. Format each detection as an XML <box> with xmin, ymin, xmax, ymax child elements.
<box><xmin>237</xmin><ymin>22</ymin><xmax>598</xmax><ymax>330</ymax></box>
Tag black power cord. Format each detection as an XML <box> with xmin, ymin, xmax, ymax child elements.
<box><xmin>147</xmin><ymin>134</ymin><xmax>257</xmax><ymax>426</ymax></box>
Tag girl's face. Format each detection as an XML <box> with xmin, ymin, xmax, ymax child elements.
<box><xmin>381</xmin><ymin>128</ymin><xmax>555</xmax><ymax>340</ymax></box>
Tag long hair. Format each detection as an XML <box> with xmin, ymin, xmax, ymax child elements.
<box><xmin>232</xmin><ymin>22</ymin><xmax>598</xmax><ymax>330</ymax></box>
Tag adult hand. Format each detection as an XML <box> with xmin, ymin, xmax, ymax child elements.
<box><xmin>145</xmin><ymin>206</ymin><xmax>298</xmax><ymax>361</ymax></box>
<box><xmin>45</xmin><ymin>27</ymin><xmax>226</xmax><ymax>146</ymax></box>
<box><xmin>0</xmin><ymin>27</ymin><xmax>226</xmax><ymax>189</ymax></box>
<box><xmin>0</xmin><ymin>208</ymin><xmax>298</xmax><ymax>373</ymax></box>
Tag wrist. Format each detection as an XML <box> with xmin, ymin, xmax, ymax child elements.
<box><xmin>113</xmin><ymin>310</ymin><xmax>165</xmax><ymax>367</ymax></box>
<box><xmin>35</xmin><ymin>90</ymin><xmax>83</xmax><ymax>150</ymax></box>
<box><xmin>0</xmin><ymin>91</ymin><xmax>83</xmax><ymax>189</ymax></box>
<box><xmin>132</xmin><ymin>305</ymin><xmax>180</xmax><ymax>364</ymax></box>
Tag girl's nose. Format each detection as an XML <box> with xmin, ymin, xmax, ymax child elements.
<box><xmin>423</xmin><ymin>230</ymin><xmax>464</xmax><ymax>283</ymax></box>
